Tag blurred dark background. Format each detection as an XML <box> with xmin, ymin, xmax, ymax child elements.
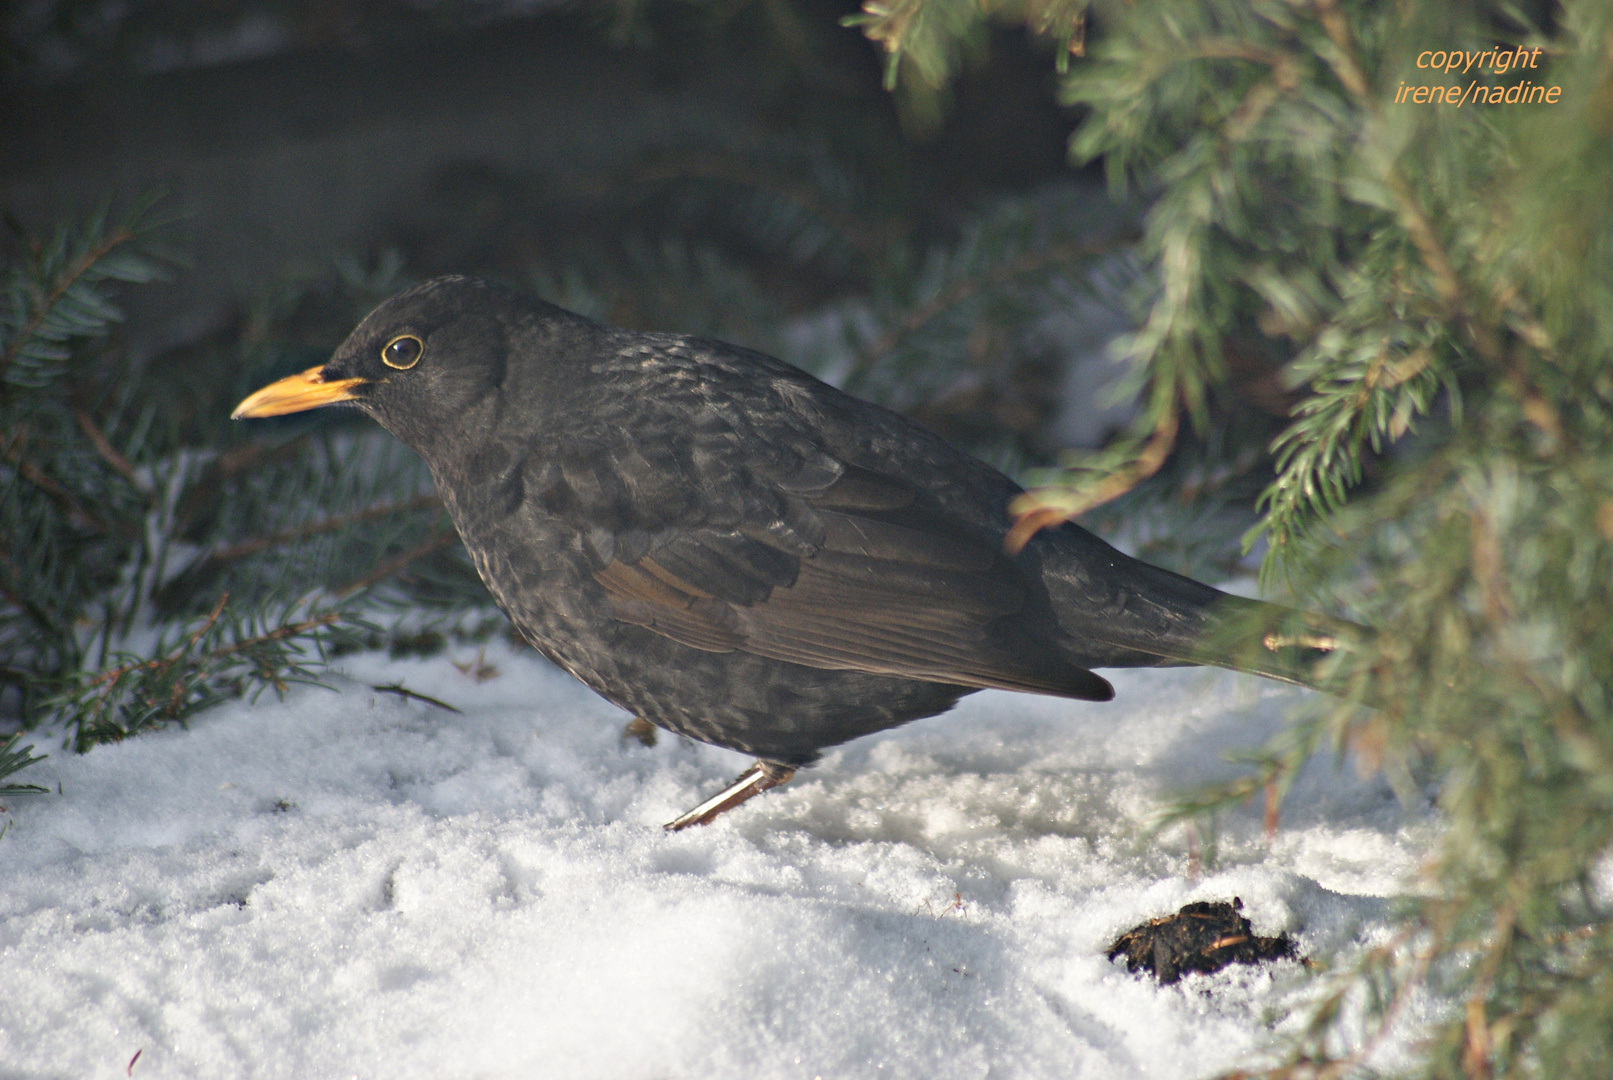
<box><xmin>2</xmin><ymin>1</ymin><xmax>1099</xmax><ymax>410</ymax></box>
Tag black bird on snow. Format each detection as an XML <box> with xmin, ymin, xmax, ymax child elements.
<box><xmin>234</xmin><ymin>276</ymin><xmax>1358</xmax><ymax>830</ymax></box>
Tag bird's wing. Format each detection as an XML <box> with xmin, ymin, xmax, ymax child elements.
<box><xmin>548</xmin><ymin>381</ymin><xmax>1113</xmax><ymax>701</ymax></box>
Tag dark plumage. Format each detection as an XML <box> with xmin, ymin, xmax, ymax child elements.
<box><xmin>234</xmin><ymin>276</ymin><xmax>1356</xmax><ymax>828</ymax></box>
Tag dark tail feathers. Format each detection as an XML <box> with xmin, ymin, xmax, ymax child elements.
<box><xmin>1040</xmin><ymin>537</ymin><xmax>1368</xmax><ymax>696</ymax></box>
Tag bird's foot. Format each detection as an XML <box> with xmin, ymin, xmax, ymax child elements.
<box><xmin>663</xmin><ymin>761</ymin><xmax>795</xmax><ymax>831</ymax></box>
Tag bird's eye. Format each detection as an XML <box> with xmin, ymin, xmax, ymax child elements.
<box><xmin>381</xmin><ymin>334</ymin><xmax>424</xmax><ymax>370</ymax></box>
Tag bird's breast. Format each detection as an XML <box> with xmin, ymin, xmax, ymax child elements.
<box><xmin>433</xmin><ymin>466</ymin><xmax>612</xmax><ymax>650</ymax></box>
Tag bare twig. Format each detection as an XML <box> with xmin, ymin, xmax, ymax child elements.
<box><xmin>1003</xmin><ymin>405</ymin><xmax>1180</xmax><ymax>554</ymax></box>
<box><xmin>372</xmin><ymin>683</ymin><xmax>462</xmax><ymax>714</ymax></box>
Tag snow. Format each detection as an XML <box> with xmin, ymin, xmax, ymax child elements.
<box><xmin>0</xmin><ymin>633</ymin><xmax>1438</xmax><ymax>1080</ymax></box>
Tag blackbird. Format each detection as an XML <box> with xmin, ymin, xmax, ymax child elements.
<box><xmin>234</xmin><ymin>276</ymin><xmax>1356</xmax><ymax>829</ymax></box>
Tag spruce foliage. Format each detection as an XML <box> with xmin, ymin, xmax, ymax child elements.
<box><xmin>852</xmin><ymin>0</ymin><xmax>1613</xmax><ymax>1074</ymax></box>
<box><xmin>0</xmin><ymin>205</ymin><xmax>484</xmax><ymax>761</ymax></box>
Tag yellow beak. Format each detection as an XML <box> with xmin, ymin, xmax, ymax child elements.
<box><xmin>231</xmin><ymin>365</ymin><xmax>368</xmax><ymax>419</ymax></box>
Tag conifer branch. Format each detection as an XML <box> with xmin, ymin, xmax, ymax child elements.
<box><xmin>72</xmin><ymin>406</ymin><xmax>145</xmax><ymax>488</ymax></box>
<box><xmin>333</xmin><ymin>531</ymin><xmax>458</xmax><ymax>598</ymax></box>
<box><xmin>850</xmin><ymin>233</ymin><xmax>1129</xmax><ymax>384</ymax></box>
<box><xmin>82</xmin><ymin>593</ymin><xmax>229</xmax><ymax>694</ymax></box>
<box><xmin>2</xmin><ymin>431</ymin><xmax>122</xmax><ymax>535</ymax></box>
<box><xmin>624</xmin><ymin>149</ymin><xmax>903</xmax><ymax>257</ymax></box>
<box><xmin>0</xmin><ymin>225</ymin><xmax>134</xmax><ymax>384</ymax></box>
<box><xmin>182</xmin><ymin>494</ymin><xmax>441</xmax><ymax>572</ymax></box>
<box><xmin>54</xmin><ymin>593</ymin><xmax>364</xmax><ymax>752</ymax></box>
<box><xmin>0</xmin><ymin>732</ymin><xmax>49</xmax><ymax>797</ymax></box>
<box><xmin>1004</xmin><ymin>404</ymin><xmax>1179</xmax><ymax>552</ymax></box>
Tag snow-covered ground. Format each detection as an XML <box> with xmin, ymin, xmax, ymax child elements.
<box><xmin>1</xmin><ymin>634</ymin><xmax>1437</xmax><ymax>1079</ymax></box>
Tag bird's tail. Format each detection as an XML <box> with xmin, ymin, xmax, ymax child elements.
<box><xmin>1038</xmin><ymin>532</ymin><xmax>1369</xmax><ymax>695</ymax></box>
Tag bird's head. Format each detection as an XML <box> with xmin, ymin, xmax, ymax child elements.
<box><xmin>231</xmin><ymin>276</ymin><xmax>517</xmax><ymax>448</ymax></box>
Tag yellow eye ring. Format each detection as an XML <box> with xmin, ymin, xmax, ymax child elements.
<box><xmin>381</xmin><ymin>334</ymin><xmax>424</xmax><ymax>370</ymax></box>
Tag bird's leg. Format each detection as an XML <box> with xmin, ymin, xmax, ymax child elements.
<box><xmin>663</xmin><ymin>760</ymin><xmax>796</xmax><ymax>831</ymax></box>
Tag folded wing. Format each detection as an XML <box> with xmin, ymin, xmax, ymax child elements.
<box><xmin>589</xmin><ymin>462</ymin><xmax>1114</xmax><ymax>701</ymax></box>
